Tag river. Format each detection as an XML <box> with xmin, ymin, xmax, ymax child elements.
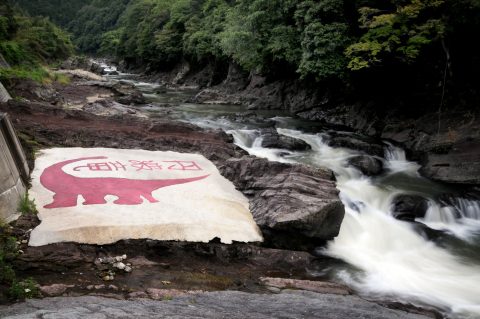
<box><xmin>104</xmin><ymin>64</ymin><xmax>480</xmax><ymax>318</ymax></box>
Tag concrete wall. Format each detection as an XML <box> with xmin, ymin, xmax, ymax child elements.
<box><xmin>1</xmin><ymin>53</ymin><xmax>12</xmax><ymax>103</ymax></box>
<box><xmin>0</xmin><ymin>81</ymin><xmax>11</xmax><ymax>103</ymax></box>
<box><xmin>0</xmin><ymin>113</ymin><xmax>29</xmax><ymax>222</ymax></box>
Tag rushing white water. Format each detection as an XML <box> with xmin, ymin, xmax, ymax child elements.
<box><xmin>103</xmin><ymin>66</ymin><xmax>480</xmax><ymax>318</ymax></box>
<box><xmin>230</xmin><ymin>128</ymin><xmax>480</xmax><ymax>318</ymax></box>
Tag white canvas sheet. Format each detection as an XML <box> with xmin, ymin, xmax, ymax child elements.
<box><xmin>29</xmin><ymin>148</ymin><xmax>262</xmax><ymax>246</ymax></box>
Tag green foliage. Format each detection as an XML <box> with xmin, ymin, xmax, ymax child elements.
<box><xmin>18</xmin><ymin>192</ymin><xmax>37</xmax><ymax>215</ymax></box>
<box><xmin>295</xmin><ymin>0</ymin><xmax>351</xmax><ymax>79</ymax></box>
<box><xmin>13</xmin><ymin>16</ymin><xmax>74</xmax><ymax>63</ymax></box>
<box><xmin>11</xmin><ymin>0</ymin><xmax>480</xmax><ymax>90</ymax></box>
<box><xmin>68</xmin><ymin>0</ymin><xmax>130</xmax><ymax>53</ymax></box>
<box><xmin>0</xmin><ymin>1</ymin><xmax>17</xmax><ymax>41</ymax></box>
<box><xmin>0</xmin><ymin>66</ymin><xmax>50</xmax><ymax>83</ymax></box>
<box><xmin>346</xmin><ymin>0</ymin><xmax>446</xmax><ymax>70</ymax></box>
<box><xmin>0</xmin><ymin>215</ymin><xmax>40</xmax><ymax>302</ymax></box>
<box><xmin>12</xmin><ymin>0</ymin><xmax>92</xmax><ymax>27</ymax></box>
<box><xmin>7</xmin><ymin>278</ymin><xmax>40</xmax><ymax>300</ymax></box>
<box><xmin>220</xmin><ymin>0</ymin><xmax>300</xmax><ymax>73</ymax></box>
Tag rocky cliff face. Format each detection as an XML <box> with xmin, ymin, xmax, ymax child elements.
<box><xmin>142</xmin><ymin>60</ymin><xmax>480</xmax><ymax>188</ymax></box>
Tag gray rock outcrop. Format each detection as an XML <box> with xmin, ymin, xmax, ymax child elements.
<box><xmin>0</xmin><ymin>292</ymin><xmax>432</xmax><ymax>319</ymax></box>
<box><xmin>219</xmin><ymin>157</ymin><xmax>345</xmax><ymax>248</ymax></box>
<box><xmin>260</xmin><ymin>128</ymin><xmax>311</xmax><ymax>151</ymax></box>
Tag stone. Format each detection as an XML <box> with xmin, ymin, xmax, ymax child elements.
<box><xmin>40</xmin><ymin>284</ymin><xmax>74</xmax><ymax>297</ymax></box>
<box><xmin>124</xmin><ymin>266</ymin><xmax>132</xmax><ymax>273</ymax></box>
<box><xmin>347</xmin><ymin>155</ymin><xmax>384</xmax><ymax>176</ymax></box>
<box><xmin>0</xmin><ymin>292</ymin><xmax>433</xmax><ymax>319</ymax></box>
<box><xmin>260</xmin><ymin>128</ymin><xmax>311</xmax><ymax>151</ymax></box>
<box><xmin>116</xmin><ymin>91</ymin><xmax>146</xmax><ymax>105</ymax></box>
<box><xmin>391</xmin><ymin>195</ymin><xmax>429</xmax><ymax>221</ymax></box>
<box><xmin>259</xmin><ymin>277</ymin><xmax>351</xmax><ymax>295</ymax></box>
<box><xmin>114</xmin><ymin>262</ymin><xmax>126</xmax><ymax>270</ymax></box>
<box><xmin>146</xmin><ymin>288</ymin><xmax>193</xmax><ymax>300</ymax></box>
<box><xmin>219</xmin><ymin>157</ymin><xmax>345</xmax><ymax>248</ymax></box>
<box><xmin>128</xmin><ymin>291</ymin><xmax>148</xmax><ymax>299</ymax></box>
<box><xmin>327</xmin><ymin>134</ymin><xmax>384</xmax><ymax>157</ymax></box>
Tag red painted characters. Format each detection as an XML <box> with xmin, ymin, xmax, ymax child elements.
<box><xmin>40</xmin><ymin>156</ymin><xmax>209</xmax><ymax>209</ymax></box>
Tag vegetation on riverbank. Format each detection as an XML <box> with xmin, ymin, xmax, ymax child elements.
<box><xmin>0</xmin><ymin>1</ymin><xmax>73</xmax><ymax>83</ymax></box>
<box><xmin>11</xmin><ymin>0</ymin><xmax>480</xmax><ymax>110</ymax></box>
<box><xmin>0</xmin><ymin>221</ymin><xmax>40</xmax><ymax>302</ymax></box>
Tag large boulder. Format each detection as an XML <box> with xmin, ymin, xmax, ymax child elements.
<box><xmin>348</xmin><ymin>155</ymin><xmax>384</xmax><ymax>176</ymax></box>
<box><xmin>391</xmin><ymin>194</ymin><xmax>429</xmax><ymax>221</ymax></box>
<box><xmin>219</xmin><ymin>157</ymin><xmax>345</xmax><ymax>249</ymax></box>
<box><xmin>327</xmin><ymin>133</ymin><xmax>384</xmax><ymax>157</ymax></box>
<box><xmin>260</xmin><ymin>128</ymin><xmax>311</xmax><ymax>151</ymax></box>
<box><xmin>116</xmin><ymin>91</ymin><xmax>146</xmax><ymax>105</ymax></box>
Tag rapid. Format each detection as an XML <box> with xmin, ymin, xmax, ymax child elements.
<box><xmin>105</xmin><ymin>64</ymin><xmax>480</xmax><ymax>318</ymax></box>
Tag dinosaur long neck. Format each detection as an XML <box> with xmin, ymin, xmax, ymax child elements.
<box><xmin>40</xmin><ymin>156</ymin><xmax>108</xmax><ymax>186</ymax></box>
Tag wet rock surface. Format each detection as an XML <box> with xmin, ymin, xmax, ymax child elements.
<box><xmin>260</xmin><ymin>128</ymin><xmax>311</xmax><ymax>151</ymax></box>
<box><xmin>219</xmin><ymin>157</ymin><xmax>345</xmax><ymax>248</ymax></box>
<box><xmin>391</xmin><ymin>195</ymin><xmax>429</xmax><ymax>221</ymax></box>
<box><xmin>326</xmin><ymin>133</ymin><xmax>385</xmax><ymax>157</ymax></box>
<box><xmin>381</xmin><ymin>110</ymin><xmax>480</xmax><ymax>185</ymax></box>
<box><xmin>0</xmin><ymin>292</ymin><xmax>433</xmax><ymax>319</ymax></box>
<box><xmin>348</xmin><ymin>155</ymin><xmax>384</xmax><ymax>176</ymax></box>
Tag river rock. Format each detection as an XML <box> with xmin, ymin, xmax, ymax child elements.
<box><xmin>391</xmin><ymin>195</ymin><xmax>429</xmax><ymax>221</ymax></box>
<box><xmin>348</xmin><ymin>155</ymin><xmax>383</xmax><ymax>176</ymax></box>
<box><xmin>40</xmin><ymin>284</ymin><xmax>74</xmax><ymax>297</ymax></box>
<box><xmin>116</xmin><ymin>91</ymin><xmax>146</xmax><ymax>105</ymax></box>
<box><xmin>260</xmin><ymin>128</ymin><xmax>311</xmax><ymax>151</ymax></box>
<box><xmin>259</xmin><ymin>277</ymin><xmax>351</xmax><ymax>295</ymax></box>
<box><xmin>0</xmin><ymin>292</ymin><xmax>433</xmax><ymax>319</ymax></box>
<box><xmin>219</xmin><ymin>157</ymin><xmax>345</xmax><ymax>248</ymax></box>
<box><xmin>327</xmin><ymin>134</ymin><xmax>384</xmax><ymax>157</ymax></box>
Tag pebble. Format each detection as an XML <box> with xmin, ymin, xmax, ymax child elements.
<box><xmin>114</xmin><ymin>262</ymin><xmax>126</xmax><ymax>270</ymax></box>
<box><xmin>124</xmin><ymin>266</ymin><xmax>132</xmax><ymax>273</ymax></box>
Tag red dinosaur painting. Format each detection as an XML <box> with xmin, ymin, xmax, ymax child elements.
<box><xmin>40</xmin><ymin>156</ymin><xmax>210</xmax><ymax>209</ymax></box>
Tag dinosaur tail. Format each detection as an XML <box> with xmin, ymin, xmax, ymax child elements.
<box><xmin>146</xmin><ymin>174</ymin><xmax>210</xmax><ymax>189</ymax></box>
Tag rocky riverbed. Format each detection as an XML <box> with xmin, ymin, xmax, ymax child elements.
<box><xmin>0</xmin><ymin>59</ymin><xmax>477</xmax><ymax>318</ymax></box>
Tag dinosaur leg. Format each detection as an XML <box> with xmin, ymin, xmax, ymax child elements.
<box><xmin>44</xmin><ymin>193</ymin><xmax>78</xmax><ymax>209</ymax></box>
<box><xmin>142</xmin><ymin>193</ymin><xmax>159</xmax><ymax>203</ymax></box>
<box><xmin>113</xmin><ymin>192</ymin><xmax>144</xmax><ymax>205</ymax></box>
<box><xmin>82</xmin><ymin>193</ymin><xmax>108</xmax><ymax>205</ymax></box>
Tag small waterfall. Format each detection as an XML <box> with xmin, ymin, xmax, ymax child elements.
<box><xmin>384</xmin><ymin>142</ymin><xmax>421</xmax><ymax>175</ymax></box>
<box><xmin>421</xmin><ymin>198</ymin><xmax>480</xmax><ymax>240</ymax></box>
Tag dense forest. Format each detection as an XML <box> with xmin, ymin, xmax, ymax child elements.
<box><xmin>8</xmin><ymin>0</ymin><xmax>480</xmax><ymax>108</ymax></box>
<box><xmin>0</xmin><ymin>1</ymin><xmax>73</xmax><ymax>82</ymax></box>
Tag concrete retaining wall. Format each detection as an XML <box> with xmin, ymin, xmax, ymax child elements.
<box><xmin>0</xmin><ymin>113</ymin><xmax>29</xmax><ymax>222</ymax></box>
<box><xmin>0</xmin><ymin>81</ymin><xmax>11</xmax><ymax>103</ymax></box>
